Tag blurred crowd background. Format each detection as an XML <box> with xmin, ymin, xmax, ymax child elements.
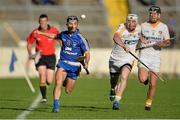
<box><xmin>0</xmin><ymin>0</ymin><xmax>179</xmax><ymax>48</ymax></box>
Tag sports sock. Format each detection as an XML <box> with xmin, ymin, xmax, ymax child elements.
<box><xmin>53</xmin><ymin>99</ymin><xmax>59</xmax><ymax>108</ymax></box>
<box><xmin>114</xmin><ymin>95</ymin><xmax>121</xmax><ymax>102</ymax></box>
<box><xmin>40</xmin><ymin>83</ymin><xmax>46</xmax><ymax>99</ymax></box>
<box><xmin>110</xmin><ymin>73</ymin><xmax>119</xmax><ymax>89</ymax></box>
<box><xmin>145</xmin><ymin>98</ymin><xmax>152</xmax><ymax>106</ymax></box>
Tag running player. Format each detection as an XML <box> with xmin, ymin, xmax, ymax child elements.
<box><xmin>138</xmin><ymin>6</ymin><xmax>171</xmax><ymax>111</ymax></box>
<box><xmin>27</xmin><ymin>14</ymin><xmax>60</xmax><ymax>102</ymax></box>
<box><xmin>109</xmin><ymin>14</ymin><xmax>141</xmax><ymax>110</ymax></box>
<box><xmin>37</xmin><ymin>16</ymin><xmax>90</xmax><ymax>112</ymax></box>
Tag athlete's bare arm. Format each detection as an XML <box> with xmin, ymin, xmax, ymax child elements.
<box><xmin>27</xmin><ymin>43</ymin><xmax>33</xmax><ymax>59</ymax></box>
<box><xmin>84</xmin><ymin>51</ymin><xmax>90</xmax><ymax>69</ymax></box>
<box><xmin>113</xmin><ymin>32</ymin><xmax>130</xmax><ymax>52</ymax></box>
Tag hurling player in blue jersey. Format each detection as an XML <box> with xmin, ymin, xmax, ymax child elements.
<box><xmin>38</xmin><ymin>16</ymin><xmax>90</xmax><ymax>112</ymax></box>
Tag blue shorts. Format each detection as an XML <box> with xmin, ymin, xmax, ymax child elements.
<box><xmin>56</xmin><ymin>60</ymin><xmax>80</xmax><ymax>80</ymax></box>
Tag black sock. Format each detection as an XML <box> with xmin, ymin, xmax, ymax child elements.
<box><xmin>40</xmin><ymin>85</ymin><xmax>46</xmax><ymax>99</ymax></box>
<box><xmin>110</xmin><ymin>73</ymin><xmax>119</xmax><ymax>89</ymax></box>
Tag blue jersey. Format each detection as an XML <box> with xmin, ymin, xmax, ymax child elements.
<box><xmin>56</xmin><ymin>29</ymin><xmax>90</xmax><ymax>62</ymax></box>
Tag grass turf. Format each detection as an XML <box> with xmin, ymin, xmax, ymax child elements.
<box><xmin>0</xmin><ymin>75</ymin><xmax>180</xmax><ymax>119</ymax></box>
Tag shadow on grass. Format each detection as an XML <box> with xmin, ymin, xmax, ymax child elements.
<box><xmin>0</xmin><ymin>98</ymin><xmax>26</xmax><ymax>102</ymax></box>
<box><xmin>35</xmin><ymin>105</ymin><xmax>112</xmax><ymax>113</ymax></box>
<box><xmin>0</xmin><ymin>106</ymin><xmax>44</xmax><ymax>112</ymax></box>
<box><xmin>0</xmin><ymin>100</ymin><xmax>112</xmax><ymax>113</ymax></box>
<box><xmin>61</xmin><ymin>105</ymin><xmax>111</xmax><ymax>112</ymax></box>
<box><xmin>0</xmin><ymin>107</ymin><xmax>27</xmax><ymax>111</ymax></box>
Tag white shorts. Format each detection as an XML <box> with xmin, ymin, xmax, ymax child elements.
<box><xmin>138</xmin><ymin>57</ymin><xmax>160</xmax><ymax>73</ymax></box>
<box><xmin>109</xmin><ymin>59</ymin><xmax>133</xmax><ymax>73</ymax></box>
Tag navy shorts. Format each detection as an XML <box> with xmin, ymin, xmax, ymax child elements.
<box><xmin>56</xmin><ymin>60</ymin><xmax>81</xmax><ymax>80</ymax></box>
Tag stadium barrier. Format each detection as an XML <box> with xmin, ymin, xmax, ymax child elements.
<box><xmin>0</xmin><ymin>48</ymin><xmax>180</xmax><ymax>78</ymax></box>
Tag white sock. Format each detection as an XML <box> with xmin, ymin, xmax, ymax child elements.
<box><xmin>114</xmin><ymin>95</ymin><xmax>121</xmax><ymax>102</ymax></box>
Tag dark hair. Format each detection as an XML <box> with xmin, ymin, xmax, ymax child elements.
<box><xmin>67</xmin><ymin>16</ymin><xmax>78</xmax><ymax>23</ymax></box>
<box><xmin>38</xmin><ymin>14</ymin><xmax>50</xmax><ymax>30</ymax></box>
<box><xmin>39</xmin><ymin>14</ymin><xmax>48</xmax><ymax>21</ymax></box>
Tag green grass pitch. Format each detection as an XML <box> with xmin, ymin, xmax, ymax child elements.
<box><xmin>0</xmin><ymin>75</ymin><xmax>180</xmax><ymax>119</ymax></box>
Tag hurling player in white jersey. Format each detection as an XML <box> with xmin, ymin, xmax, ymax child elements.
<box><xmin>109</xmin><ymin>14</ymin><xmax>141</xmax><ymax>110</ymax></box>
<box><xmin>138</xmin><ymin>6</ymin><xmax>171</xmax><ymax>111</ymax></box>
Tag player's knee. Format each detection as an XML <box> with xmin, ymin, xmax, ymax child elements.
<box><xmin>55</xmin><ymin>80</ymin><xmax>61</xmax><ymax>87</ymax></box>
<box><xmin>120</xmin><ymin>75</ymin><xmax>128</xmax><ymax>82</ymax></box>
<box><xmin>55</xmin><ymin>77</ymin><xmax>63</xmax><ymax>86</ymax></box>
<box><xmin>138</xmin><ymin>75</ymin><xmax>147</xmax><ymax>83</ymax></box>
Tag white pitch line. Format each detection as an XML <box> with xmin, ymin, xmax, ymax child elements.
<box><xmin>16</xmin><ymin>93</ymin><xmax>41</xmax><ymax>120</ymax></box>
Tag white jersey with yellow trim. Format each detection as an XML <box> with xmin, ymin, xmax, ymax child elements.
<box><xmin>140</xmin><ymin>21</ymin><xmax>170</xmax><ymax>58</ymax></box>
<box><xmin>109</xmin><ymin>23</ymin><xmax>141</xmax><ymax>62</ymax></box>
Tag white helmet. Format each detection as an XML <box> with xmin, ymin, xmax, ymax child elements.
<box><xmin>127</xmin><ymin>14</ymin><xmax>138</xmax><ymax>22</ymax></box>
